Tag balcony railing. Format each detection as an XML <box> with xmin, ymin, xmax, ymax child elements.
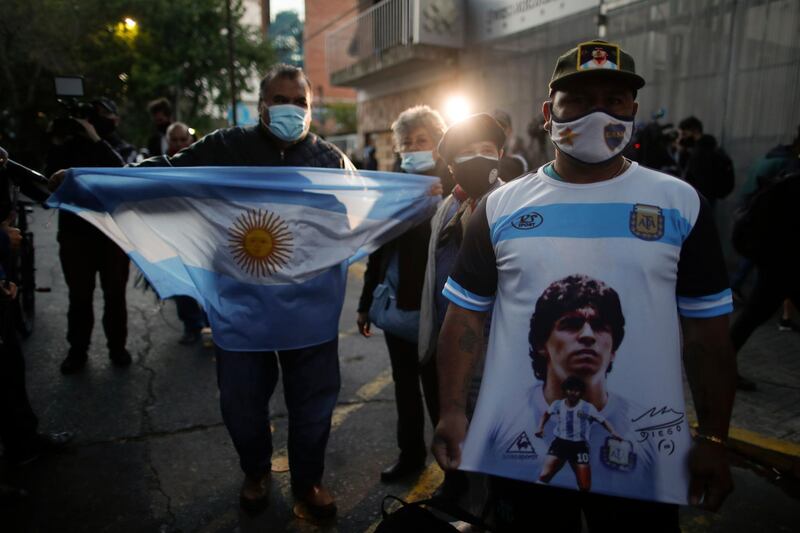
<box><xmin>326</xmin><ymin>0</ymin><xmax>463</xmax><ymax>82</ymax></box>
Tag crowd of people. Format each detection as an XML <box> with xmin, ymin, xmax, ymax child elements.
<box><xmin>1</xmin><ymin>37</ymin><xmax>799</xmax><ymax>531</ymax></box>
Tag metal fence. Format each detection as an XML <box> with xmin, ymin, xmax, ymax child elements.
<box><xmin>461</xmin><ymin>0</ymin><xmax>798</xmax><ymax>254</ymax></box>
<box><xmin>610</xmin><ymin>0</ymin><xmax>800</xmax><ymax>176</ymax></box>
<box><xmin>474</xmin><ymin>0</ymin><xmax>800</xmax><ymax>180</ymax></box>
<box><xmin>326</xmin><ymin>0</ymin><xmax>414</xmax><ymax>75</ymax></box>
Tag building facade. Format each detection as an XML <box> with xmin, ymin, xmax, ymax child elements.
<box><xmin>304</xmin><ymin>0</ymin><xmax>359</xmax><ymax>154</ymax></box>
<box><xmin>326</xmin><ymin>0</ymin><xmax>800</xmax><ymax>187</ymax></box>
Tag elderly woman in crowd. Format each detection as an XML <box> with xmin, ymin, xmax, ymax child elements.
<box><xmin>356</xmin><ymin>105</ymin><xmax>453</xmax><ymax>482</ymax></box>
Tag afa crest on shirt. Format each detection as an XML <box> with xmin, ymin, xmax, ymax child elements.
<box><xmin>629</xmin><ymin>204</ymin><xmax>664</xmax><ymax>241</ymax></box>
<box><xmin>601</xmin><ymin>437</ymin><xmax>637</xmax><ymax>471</ymax></box>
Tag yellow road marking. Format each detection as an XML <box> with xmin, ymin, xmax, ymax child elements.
<box><xmin>405</xmin><ymin>462</ymin><xmax>445</xmax><ymax>502</ymax></box>
<box><xmin>355</xmin><ymin>369</ymin><xmax>393</xmax><ymax>401</ymax></box>
<box><xmin>689</xmin><ymin>418</ymin><xmax>800</xmax><ymax>458</ymax></box>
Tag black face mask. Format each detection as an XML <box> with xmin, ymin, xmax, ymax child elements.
<box><xmin>92</xmin><ymin>116</ymin><xmax>117</xmax><ymax>138</ymax></box>
<box><xmin>453</xmin><ymin>155</ymin><xmax>499</xmax><ymax>198</ymax></box>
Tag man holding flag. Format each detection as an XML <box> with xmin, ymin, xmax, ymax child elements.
<box><xmin>49</xmin><ymin>64</ymin><xmax>439</xmax><ymax>518</ymax></box>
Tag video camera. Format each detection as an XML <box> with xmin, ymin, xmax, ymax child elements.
<box><xmin>51</xmin><ymin>76</ymin><xmax>107</xmax><ymax>138</ymax></box>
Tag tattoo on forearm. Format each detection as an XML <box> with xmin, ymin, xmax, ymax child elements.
<box><xmin>457</xmin><ymin>318</ymin><xmax>481</xmax><ymax>354</ymax></box>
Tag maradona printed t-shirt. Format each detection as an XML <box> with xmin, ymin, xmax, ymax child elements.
<box><xmin>442</xmin><ymin>162</ymin><xmax>732</xmax><ymax>504</ymax></box>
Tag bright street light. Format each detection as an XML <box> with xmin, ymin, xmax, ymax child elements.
<box><xmin>444</xmin><ymin>94</ymin><xmax>471</xmax><ymax>123</ymax></box>
<box><xmin>114</xmin><ymin>17</ymin><xmax>139</xmax><ymax>42</ymax></box>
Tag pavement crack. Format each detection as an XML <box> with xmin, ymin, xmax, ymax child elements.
<box><xmin>148</xmin><ymin>456</ymin><xmax>177</xmax><ymax>531</ymax></box>
<box><xmin>133</xmin><ymin>303</ymin><xmax>177</xmax><ymax>530</ymax></box>
<box><xmin>74</xmin><ymin>422</ymin><xmax>228</xmax><ymax>447</ymax></box>
<box><xmin>133</xmin><ymin>303</ymin><xmax>157</xmax><ymax>434</ymax></box>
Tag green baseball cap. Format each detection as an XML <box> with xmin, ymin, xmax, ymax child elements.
<box><xmin>549</xmin><ymin>40</ymin><xmax>645</xmax><ymax>91</ymax></box>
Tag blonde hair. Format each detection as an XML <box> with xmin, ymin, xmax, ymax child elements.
<box><xmin>391</xmin><ymin>105</ymin><xmax>447</xmax><ymax>150</ymax></box>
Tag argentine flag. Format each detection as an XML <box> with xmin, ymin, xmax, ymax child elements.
<box><xmin>48</xmin><ymin>166</ymin><xmax>439</xmax><ymax>351</ymax></box>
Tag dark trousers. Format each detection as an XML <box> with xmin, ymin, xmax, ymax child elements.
<box><xmin>0</xmin><ymin>303</ymin><xmax>38</xmax><ymax>456</ymax></box>
<box><xmin>490</xmin><ymin>477</ymin><xmax>680</xmax><ymax>533</ymax></box>
<box><xmin>174</xmin><ymin>296</ymin><xmax>206</xmax><ymax>332</ymax></box>
<box><xmin>58</xmin><ymin>231</ymin><xmax>130</xmax><ymax>353</ymax></box>
<box><xmin>215</xmin><ymin>338</ymin><xmax>340</xmax><ymax>490</ymax></box>
<box><xmin>731</xmin><ymin>267</ymin><xmax>800</xmax><ymax>351</ymax></box>
<box><xmin>384</xmin><ymin>332</ymin><xmax>438</xmax><ymax>462</ymax></box>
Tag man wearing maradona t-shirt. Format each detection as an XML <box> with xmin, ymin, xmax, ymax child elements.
<box><xmin>432</xmin><ymin>41</ymin><xmax>736</xmax><ymax>532</ymax></box>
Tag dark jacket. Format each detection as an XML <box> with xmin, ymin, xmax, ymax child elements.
<box><xmin>45</xmin><ymin>136</ymin><xmax>124</xmax><ymax>236</ymax></box>
<box><xmin>680</xmin><ymin>134</ymin><xmax>735</xmax><ymax>201</ymax></box>
<box><xmin>358</xmin><ymin>161</ymin><xmax>450</xmax><ymax>314</ymax></box>
<box><xmin>147</xmin><ymin>131</ymin><xmax>167</xmax><ymax>157</ymax></box>
<box><xmin>358</xmin><ymin>220</ymin><xmax>432</xmax><ymax>313</ymax></box>
<box><xmin>140</xmin><ymin>124</ymin><xmax>347</xmax><ymax>169</ymax></box>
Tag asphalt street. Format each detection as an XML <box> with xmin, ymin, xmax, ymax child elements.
<box><xmin>1</xmin><ymin>205</ymin><xmax>798</xmax><ymax>532</ymax></box>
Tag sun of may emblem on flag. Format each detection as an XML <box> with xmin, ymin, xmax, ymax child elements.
<box><xmin>227</xmin><ymin>208</ymin><xmax>293</xmax><ymax>276</ymax></box>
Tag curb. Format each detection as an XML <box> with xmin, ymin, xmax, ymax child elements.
<box><xmin>726</xmin><ymin>426</ymin><xmax>800</xmax><ymax>478</ymax></box>
<box><xmin>692</xmin><ymin>422</ymin><xmax>800</xmax><ymax>478</ymax></box>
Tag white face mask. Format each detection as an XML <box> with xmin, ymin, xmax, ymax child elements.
<box><xmin>549</xmin><ymin>106</ymin><xmax>634</xmax><ymax>165</ymax></box>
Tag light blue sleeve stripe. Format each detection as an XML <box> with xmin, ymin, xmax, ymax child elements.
<box><xmin>442</xmin><ymin>277</ymin><xmax>493</xmax><ymax>312</ymax></box>
<box><xmin>677</xmin><ymin>289</ymin><xmax>732</xmax><ymax>305</ymax></box>
<box><xmin>490</xmin><ymin>203</ymin><xmax>693</xmax><ymax>247</ymax></box>
<box><xmin>678</xmin><ymin>302</ymin><xmax>734</xmax><ymax>318</ymax></box>
<box><xmin>677</xmin><ymin>289</ymin><xmax>733</xmax><ymax>315</ymax></box>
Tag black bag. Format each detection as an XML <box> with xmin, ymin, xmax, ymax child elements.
<box><xmin>375</xmin><ymin>495</ymin><xmax>490</xmax><ymax>533</ymax></box>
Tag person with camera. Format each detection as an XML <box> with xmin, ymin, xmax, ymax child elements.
<box><xmin>46</xmin><ymin>100</ymin><xmax>130</xmax><ymax>374</ymax></box>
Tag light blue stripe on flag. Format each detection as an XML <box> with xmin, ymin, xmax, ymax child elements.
<box><xmin>48</xmin><ymin>166</ymin><xmax>439</xmax><ymax>351</ymax></box>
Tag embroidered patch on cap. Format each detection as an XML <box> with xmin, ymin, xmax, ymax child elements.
<box><xmin>577</xmin><ymin>42</ymin><xmax>620</xmax><ymax>71</ymax></box>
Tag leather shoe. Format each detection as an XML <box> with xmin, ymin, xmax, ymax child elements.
<box><xmin>380</xmin><ymin>458</ymin><xmax>426</xmax><ymax>483</ymax></box>
<box><xmin>60</xmin><ymin>351</ymin><xmax>87</xmax><ymax>374</ymax></box>
<box><xmin>293</xmin><ymin>484</ymin><xmax>337</xmax><ymax>519</ymax></box>
<box><xmin>239</xmin><ymin>472</ymin><xmax>270</xmax><ymax>514</ymax></box>
<box><xmin>109</xmin><ymin>349</ymin><xmax>132</xmax><ymax>367</ymax></box>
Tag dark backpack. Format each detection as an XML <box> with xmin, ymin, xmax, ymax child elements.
<box><xmin>732</xmin><ymin>170</ymin><xmax>800</xmax><ymax>262</ymax></box>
